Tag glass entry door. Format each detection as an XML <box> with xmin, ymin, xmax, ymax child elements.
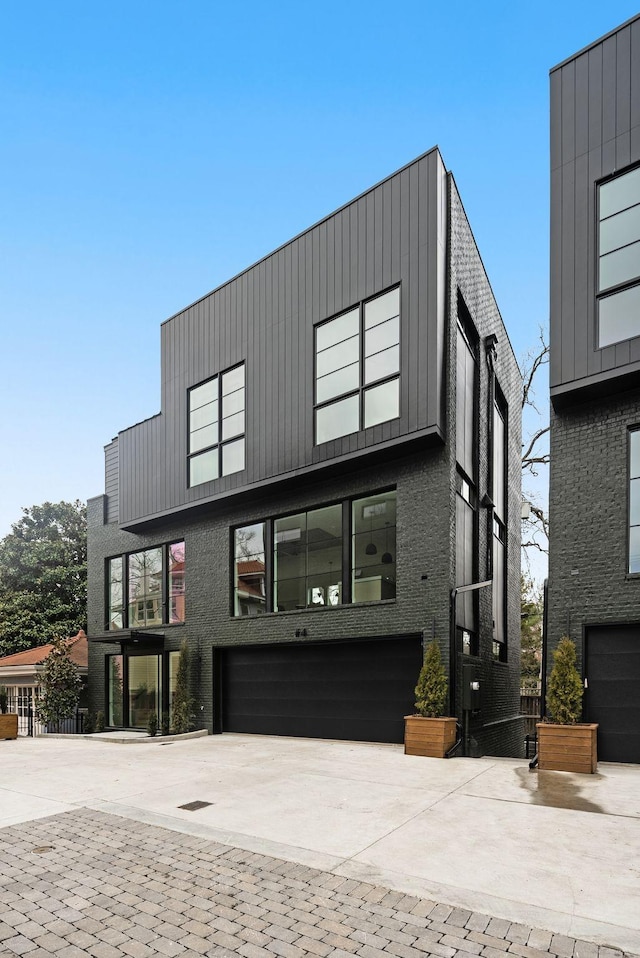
<box><xmin>128</xmin><ymin>654</ymin><xmax>161</xmax><ymax>728</ymax></box>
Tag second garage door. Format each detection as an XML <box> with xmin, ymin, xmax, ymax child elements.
<box><xmin>220</xmin><ymin>634</ymin><xmax>423</xmax><ymax>744</ymax></box>
<box><xmin>586</xmin><ymin>624</ymin><xmax>640</xmax><ymax>763</ymax></box>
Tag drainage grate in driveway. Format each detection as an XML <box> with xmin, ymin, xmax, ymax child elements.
<box><xmin>178</xmin><ymin>800</ymin><xmax>212</xmax><ymax>811</ymax></box>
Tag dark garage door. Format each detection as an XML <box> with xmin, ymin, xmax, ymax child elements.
<box><xmin>586</xmin><ymin>625</ymin><xmax>640</xmax><ymax>763</ymax></box>
<box><xmin>221</xmin><ymin>634</ymin><xmax>423</xmax><ymax>744</ymax></box>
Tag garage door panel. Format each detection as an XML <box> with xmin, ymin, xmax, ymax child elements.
<box><xmin>586</xmin><ymin>626</ymin><xmax>640</xmax><ymax>763</ymax></box>
<box><xmin>222</xmin><ymin>635</ymin><xmax>423</xmax><ymax>743</ymax></box>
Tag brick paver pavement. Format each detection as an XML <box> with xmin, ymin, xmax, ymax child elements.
<box><xmin>0</xmin><ymin>809</ymin><xmax>633</xmax><ymax>958</ymax></box>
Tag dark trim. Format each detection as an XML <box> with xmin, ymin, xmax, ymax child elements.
<box><xmin>216</xmin><ymin>631</ymin><xmax>422</xmax><ymax>653</ymax></box>
<box><xmin>550</xmin><ymin>364</ymin><xmax>640</xmax><ymax>408</ymax></box>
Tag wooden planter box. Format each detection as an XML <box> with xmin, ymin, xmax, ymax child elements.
<box><xmin>404</xmin><ymin>715</ymin><xmax>457</xmax><ymax>758</ymax></box>
<box><xmin>537</xmin><ymin>722</ymin><xmax>598</xmax><ymax>774</ymax></box>
<box><xmin>0</xmin><ymin>714</ymin><xmax>18</xmax><ymax>740</ymax></box>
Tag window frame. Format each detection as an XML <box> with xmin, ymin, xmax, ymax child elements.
<box><xmin>231</xmin><ymin>488</ymin><xmax>397</xmax><ymax>616</ymax></box>
<box><xmin>491</xmin><ymin>387</ymin><xmax>508</xmax><ymax>662</ymax></box>
<box><xmin>106</xmin><ymin>540</ymin><xmax>185</xmax><ymax>631</ymax></box>
<box><xmin>455</xmin><ymin>296</ymin><xmax>480</xmax><ymax>656</ymax></box>
<box><xmin>597</xmin><ymin>164</ymin><xmax>640</xmax><ymax>349</ymax></box>
<box><xmin>628</xmin><ymin>426</ymin><xmax>640</xmax><ymax>575</ymax></box>
<box><xmin>187</xmin><ymin>362</ymin><xmax>246</xmax><ymax>487</ymax></box>
<box><xmin>314</xmin><ymin>286</ymin><xmax>401</xmax><ymax>445</ymax></box>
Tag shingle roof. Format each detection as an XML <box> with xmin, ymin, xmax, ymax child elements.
<box><xmin>0</xmin><ymin>631</ymin><xmax>88</xmax><ymax>669</ymax></box>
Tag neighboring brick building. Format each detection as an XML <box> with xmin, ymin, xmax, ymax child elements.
<box><xmin>0</xmin><ymin>631</ymin><xmax>88</xmax><ymax>736</ymax></box>
<box><xmin>87</xmin><ymin>147</ymin><xmax>523</xmax><ymax>755</ymax></box>
<box><xmin>548</xmin><ymin>15</ymin><xmax>640</xmax><ymax>762</ymax></box>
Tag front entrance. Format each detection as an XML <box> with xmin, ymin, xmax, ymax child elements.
<box><xmin>107</xmin><ymin>649</ymin><xmax>180</xmax><ymax>729</ymax></box>
<box><xmin>585</xmin><ymin>624</ymin><xmax>640</xmax><ymax>763</ymax></box>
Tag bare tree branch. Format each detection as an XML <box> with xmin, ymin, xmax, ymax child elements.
<box><xmin>521</xmin><ymin>329</ymin><xmax>550</xmax><ymax>562</ymax></box>
<box><xmin>521</xmin><ymin>329</ymin><xmax>549</xmax><ymax>412</ymax></box>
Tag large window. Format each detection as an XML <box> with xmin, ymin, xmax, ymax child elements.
<box><xmin>188</xmin><ymin>363</ymin><xmax>245</xmax><ymax>486</ymax></box>
<box><xmin>315</xmin><ymin>287</ymin><xmax>400</xmax><ymax>444</ymax></box>
<box><xmin>275</xmin><ymin>505</ymin><xmax>343</xmax><ymax>611</ymax></box>
<box><xmin>598</xmin><ymin>166</ymin><xmax>640</xmax><ymax>347</ymax></box>
<box><xmin>107</xmin><ymin>541</ymin><xmax>185</xmax><ymax>631</ymax></box>
<box><xmin>232</xmin><ymin>490</ymin><xmax>396</xmax><ymax>615</ymax></box>
<box><xmin>629</xmin><ymin>429</ymin><xmax>640</xmax><ymax>573</ymax></box>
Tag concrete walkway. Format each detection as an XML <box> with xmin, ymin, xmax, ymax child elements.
<box><xmin>0</xmin><ymin>734</ymin><xmax>638</xmax><ymax>956</ymax></box>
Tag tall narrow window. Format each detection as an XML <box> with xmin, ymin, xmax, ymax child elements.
<box><xmin>168</xmin><ymin>541</ymin><xmax>185</xmax><ymax>623</ymax></box>
<box><xmin>351</xmin><ymin>491</ymin><xmax>396</xmax><ymax>602</ymax></box>
<box><xmin>234</xmin><ymin>523</ymin><xmax>267</xmax><ymax>615</ymax></box>
<box><xmin>455</xmin><ymin>303</ymin><xmax>479</xmax><ymax>655</ymax></box>
<box><xmin>108</xmin><ymin>557</ymin><xmax>124</xmax><ymax>630</ymax></box>
<box><xmin>598</xmin><ymin>166</ymin><xmax>640</xmax><ymax>347</ymax></box>
<box><xmin>629</xmin><ymin>429</ymin><xmax>640</xmax><ymax>573</ymax></box>
<box><xmin>188</xmin><ymin>363</ymin><xmax>245</xmax><ymax>486</ymax></box>
<box><xmin>107</xmin><ymin>654</ymin><xmax>124</xmax><ymax>726</ymax></box>
<box><xmin>492</xmin><ymin>394</ymin><xmax>507</xmax><ymax>660</ymax></box>
<box><xmin>315</xmin><ymin>287</ymin><xmax>400</xmax><ymax>444</ymax></box>
<box><xmin>128</xmin><ymin>548</ymin><xmax>163</xmax><ymax>628</ymax></box>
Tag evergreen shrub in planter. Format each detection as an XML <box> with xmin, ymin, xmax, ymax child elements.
<box><xmin>537</xmin><ymin>636</ymin><xmax>598</xmax><ymax>773</ymax></box>
<box><xmin>404</xmin><ymin>640</ymin><xmax>457</xmax><ymax>758</ymax></box>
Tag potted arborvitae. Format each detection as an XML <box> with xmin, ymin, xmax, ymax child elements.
<box><xmin>537</xmin><ymin>636</ymin><xmax>598</xmax><ymax>773</ymax></box>
<box><xmin>0</xmin><ymin>686</ymin><xmax>18</xmax><ymax>740</ymax></box>
<box><xmin>404</xmin><ymin>640</ymin><xmax>457</xmax><ymax>757</ymax></box>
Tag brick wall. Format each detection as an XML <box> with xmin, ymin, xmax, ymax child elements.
<box><xmin>548</xmin><ymin>386</ymin><xmax>640</xmax><ymax>671</ymax></box>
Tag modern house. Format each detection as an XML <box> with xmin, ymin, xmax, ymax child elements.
<box><xmin>548</xmin><ymin>15</ymin><xmax>640</xmax><ymax>763</ymax></box>
<box><xmin>87</xmin><ymin>147</ymin><xmax>523</xmax><ymax>754</ymax></box>
<box><xmin>0</xmin><ymin>630</ymin><xmax>88</xmax><ymax>736</ymax></box>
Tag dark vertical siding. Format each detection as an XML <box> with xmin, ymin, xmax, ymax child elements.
<box><xmin>551</xmin><ymin>16</ymin><xmax>640</xmax><ymax>395</ymax></box>
<box><xmin>118</xmin><ymin>149</ymin><xmax>448</xmax><ymax>526</ymax></box>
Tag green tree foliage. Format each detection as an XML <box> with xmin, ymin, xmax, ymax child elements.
<box><xmin>546</xmin><ymin>636</ymin><xmax>584</xmax><ymax>725</ymax></box>
<box><xmin>414</xmin><ymin>640</ymin><xmax>448</xmax><ymax>718</ymax></box>
<box><xmin>0</xmin><ymin>501</ymin><xmax>87</xmax><ymax>657</ymax></box>
<box><xmin>172</xmin><ymin>639</ymin><xmax>195</xmax><ymax>733</ymax></box>
<box><xmin>35</xmin><ymin>635</ymin><xmax>82</xmax><ymax>732</ymax></box>
<box><xmin>521</xmin><ymin>575</ymin><xmax>543</xmax><ymax>692</ymax></box>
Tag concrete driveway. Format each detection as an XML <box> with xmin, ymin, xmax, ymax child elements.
<box><xmin>0</xmin><ymin>734</ymin><xmax>639</xmax><ymax>954</ymax></box>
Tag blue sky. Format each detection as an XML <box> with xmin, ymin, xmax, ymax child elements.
<box><xmin>1</xmin><ymin>2</ymin><xmax>638</xmax><ymax>577</ymax></box>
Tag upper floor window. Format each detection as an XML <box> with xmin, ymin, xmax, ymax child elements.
<box><xmin>598</xmin><ymin>166</ymin><xmax>640</xmax><ymax>347</ymax></box>
<box><xmin>629</xmin><ymin>429</ymin><xmax>640</xmax><ymax>573</ymax></box>
<box><xmin>188</xmin><ymin>363</ymin><xmax>245</xmax><ymax>486</ymax></box>
<box><xmin>107</xmin><ymin>541</ymin><xmax>185</xmax><ymax>631</ymax></box>
<box><xmin>314</xmin><ymin>287</ymin><xmax>400</xmax><ymax>444</ymax></box>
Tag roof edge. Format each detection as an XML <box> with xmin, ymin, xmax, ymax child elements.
<box><xmin>160</xmin><ymin>146</ymin><xmax>443</xmax><ymax>327</ymax></box>
<box><xmin>551</xmin><ymin>13</ymin><xmax>640</xmax><ymax>73</ymax></box>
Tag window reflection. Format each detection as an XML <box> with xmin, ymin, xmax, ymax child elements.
<box><xmin>128</xmin><ymin>547</ymin><xmax>163</xmax><ymax>628</ymax></box>
<box><xmin>235</xmin><ymin>523</ymin><xmax>266</xmax><ymax>615</ymax></box>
